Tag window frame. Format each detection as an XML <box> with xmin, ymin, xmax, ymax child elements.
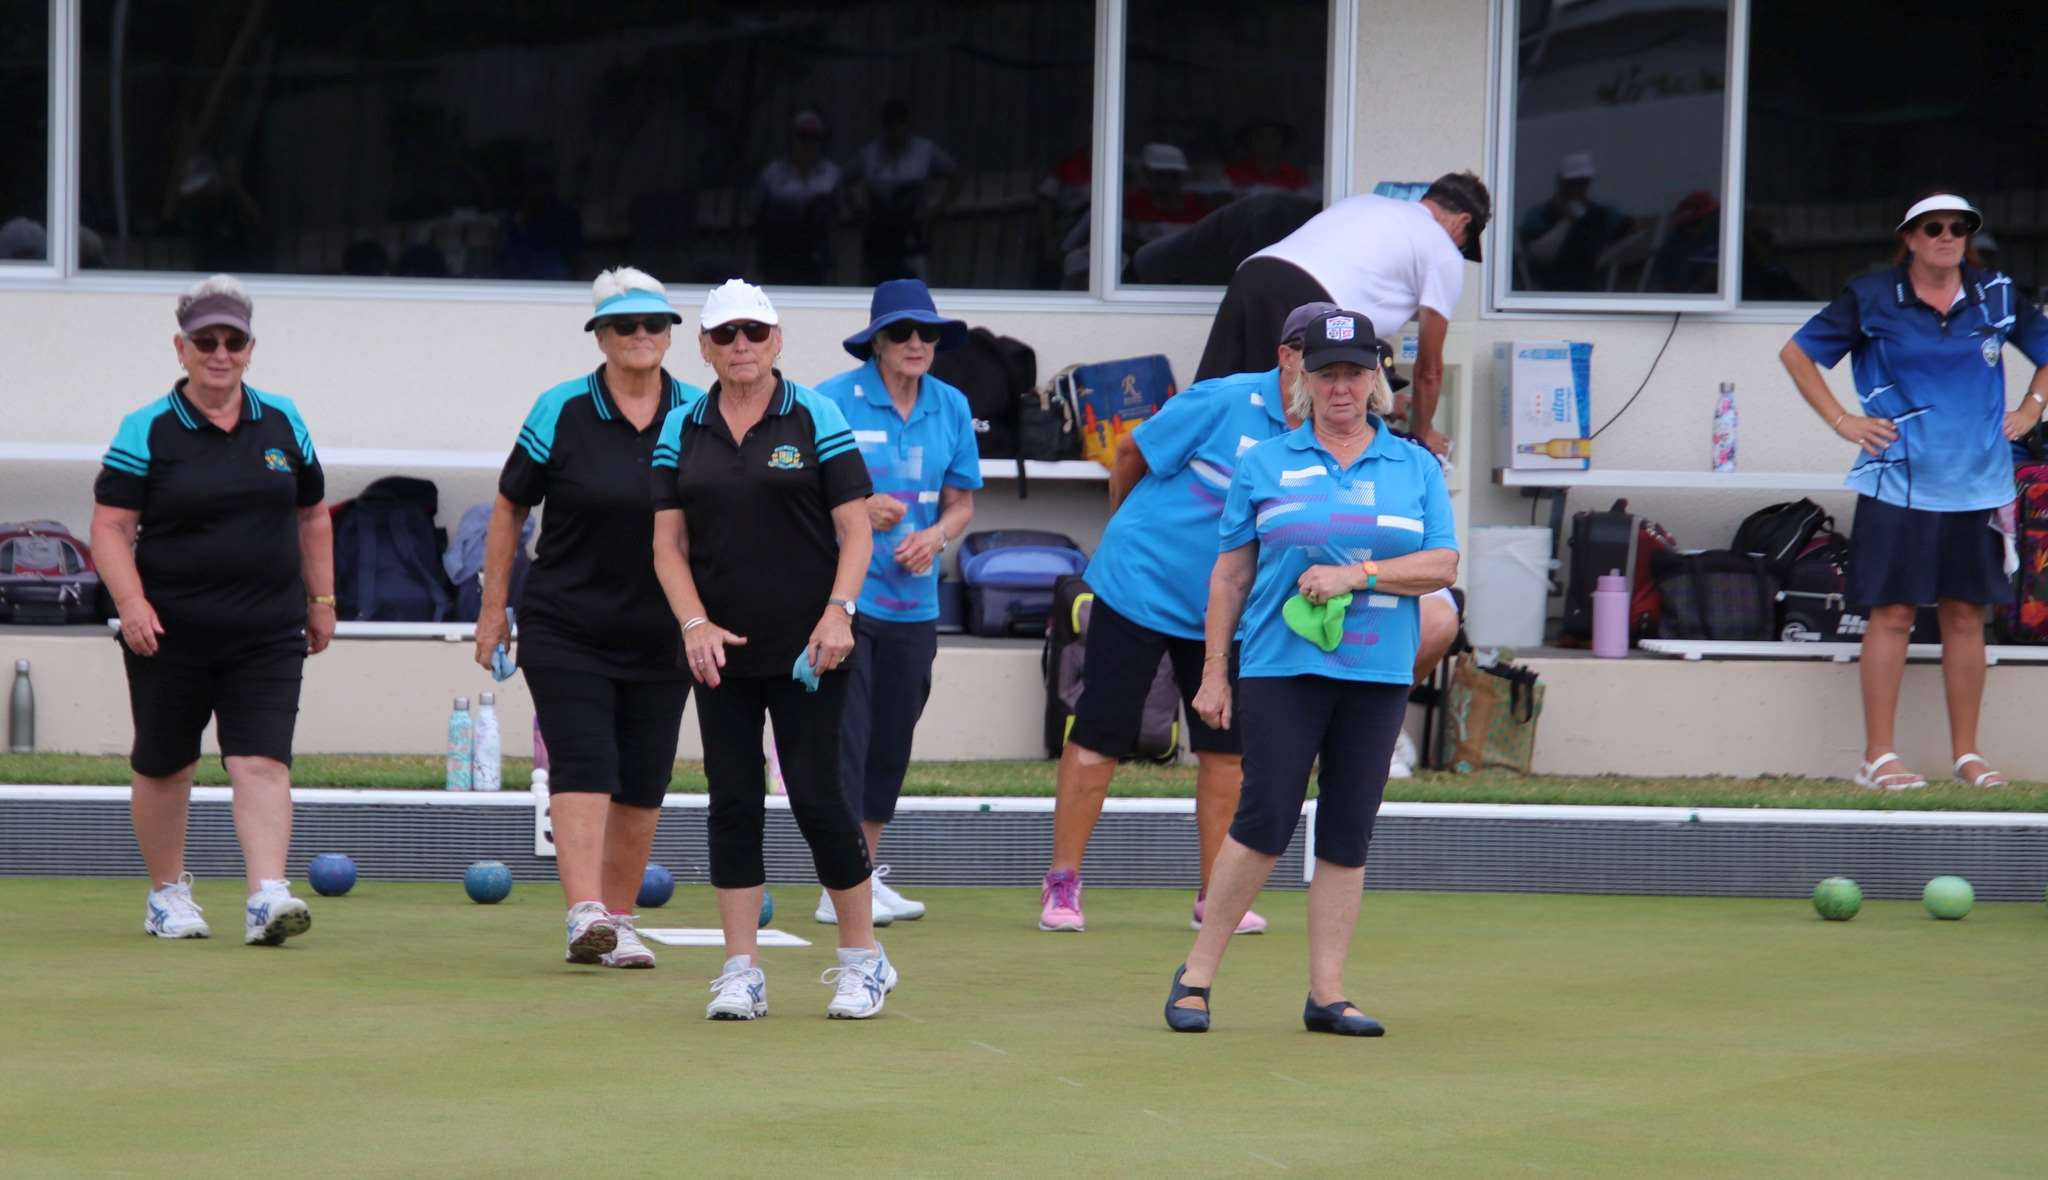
<box><xmin>3</xmin><ymin>0</ymin><xmax>1357</xmax><ymax>314</ymax></box>
<box><xmin>1486</xmin><ymin>0</ymin><xmax>1752</xmax><ymax>315</ymax></box>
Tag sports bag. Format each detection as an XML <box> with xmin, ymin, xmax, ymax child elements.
<box><xmin>1016</xmin><ymin>383</ymin><xmax>1079</xmax><ymax>463</ymax></box>
<box><xmin>928</xmin><ymin>326</ymin><xmax>1036</xmax><ymax>460</ymax></box>
<box><xmin>1733</xmin><ymin>498</ymin><xmax>1831</xmax><ymax>580</ymax></box>
<box><xmin>1437</xmin><ymin>651</ymin><xmax>1543</xmax><ymax>775</ymax></box>
<box><xmin>333</xmin><ymin>478</ymin><xmax>455</xmax><ymax>622</ymax></box>
<box><xmin>1776</xmin><ymin>531</ymin><xmax>1854</xmax><ymax>641</ymax></box>
<box><xmin>1053</xmin><ymin>355</ymin><xmax>1176</xmax><ymax>468</ymax></box>
<box><xmin>959</xmin><ymin>530</ymin><xmax>1088</xmax><ymax>637</ymax></box>
<box><xmin>1042</xmin><ymin>574</ymin><xmax>1180</xmax><ymax>762</ymax></box>
<box><xmin>1652</xmin><ymin>549</ymin><xmax>1778</xmax><ymax>641</ymax></box>
<box><xmin>1995</xmin><ymin>460</ymin><xmax>2048</xmax><ymax>643</ymax></box>
<box><xmin>0</xmin><ymin>520</ymin><xmax>103</xmax><ymax>624</ymax></box>
<box><xmin>1562</xmin><ymin>498</ymin><xmax>1676</xmax><ymax>643</ymax></box>
<box><xmin>443</xmin><ymin>503</ymin><xmax>534</xmax><ymax>623</ymax></box>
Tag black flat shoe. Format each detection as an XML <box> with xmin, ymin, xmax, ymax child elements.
<box><xmin>1165</xmin><ymin>965</ymin><xmax>1211</xmax><ymax>1033</ymax></box>
<box><xmin>1304</xmin><ymin>996</ymin><xmax>1384</xmax><ymax>1037</ymax></box>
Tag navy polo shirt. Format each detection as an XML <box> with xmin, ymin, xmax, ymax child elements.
<box><xmin>815</xmin><ymin>358</ymin><xmax>983</xmax><ymax>622</ymax></box>
<box><xmin>94</xmin><ymin>382</ymin><xmax>325</xmax><ymax>635</ymax></box>
<box><xmin>500</xmin><ymin>367</ymin><xmax>705</xmax><ymax>680</ymax></box>
<box><xmin>1794</xmin><ymin>263</ymin><xmax>2048</xmax><ymax>511</ymax></box>
<box><xmin>650</xmin><ymin>375</ymin><xmax>872</xmax><ymax>678</ymax></box>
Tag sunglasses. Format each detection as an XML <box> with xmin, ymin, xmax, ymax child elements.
<box><xmin>705</xmin><ymin>321</ymin><xmax>773</xmax><ymax>346</ymax></box>
<box><xmin>186</xmin><ymin>332</ymin><xmax>250</xmax><ymax>354</ymax></box>
<box><xmin>882</xmin><ymin>322</ymin><xmax>943</xmax><ymax>345</ymax></box>
<box><xmin>1918</xmin><ymin>219</ymin><xmax>1975</xmax><ymax>239</ymax></box>
<box><xmin>604</xmin><ymin>316</ymin><xmax>672</xmax><ymax>337</ymax></box>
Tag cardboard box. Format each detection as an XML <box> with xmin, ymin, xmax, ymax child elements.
<box><xmin>1493</xmin><ymin>341</ymin><xmax>1592</xmax><ymax>470</ymax></box>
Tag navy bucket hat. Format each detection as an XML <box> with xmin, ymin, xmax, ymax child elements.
<box><xmin>843</xmin><ymin>278</ymin><xmax>967</xmax><ymax>360</ymax></box>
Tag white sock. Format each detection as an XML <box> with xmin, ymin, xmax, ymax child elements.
<box><xmin>837</xmin><ymin>945</ymin><xmax>881</xmax><ymax>965</ymax></box>
<box><xmin>255</xmin><ymin>878</ymin><xmax>289</xmax><ymax>896</ymax></box>
<box><xmin>723</xmin><ymin>954</ymin><xmax>755</xmax><ymax>973</ymax></box>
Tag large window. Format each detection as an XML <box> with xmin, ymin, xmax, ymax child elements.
<box><xmin>76</xmin><ymin>1</ymin><xmax>1094</xmax><ymax>288</ymax></box>
<box><xmin>1500</xmin><ymin>0</ymin><xmax>1732</xmax><ymax>305</ymax></box>
<box><xmin>0</xmin><ymin>0</ymin><xmax>50</xmax><ymax>264</ymax></box>
<box><xmin>1115</xmin><ymin>0</ymin><xmax>1329</xmax><ymax>287</ymax></box>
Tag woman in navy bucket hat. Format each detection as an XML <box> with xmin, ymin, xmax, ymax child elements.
<box><xmin>816</xmin><ymin>279</ymin><xmax>980</xmax><ymax>925</ymax></box>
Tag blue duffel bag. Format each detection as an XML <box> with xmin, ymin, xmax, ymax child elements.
<box><xmin>958</xmin><ymin>530</ymin><xmax>1088</xmax><ymax>637</ymax></box>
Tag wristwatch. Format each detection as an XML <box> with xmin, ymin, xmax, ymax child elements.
<box><xmin>829</xmin><ymin>597</ymin><xmax>858</xmax><ymax>618</ymax></box>
<box><xmin>1358</xmin><ymin>560</ymin><xmax>1380</xmax><ymax>593</ymax></box>
<box><xmin>307</xmin><ymin>594</ymin><xmax>337</xmax><ymax>608</ymax></box>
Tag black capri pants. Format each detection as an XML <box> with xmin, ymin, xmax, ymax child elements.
<box><xmin>123</xmin><ymin>628</ymin><xmax>305</xmax><ymax>777</ymax></box>
<box><xmin>839</xmin><ymin>614</ymin><xmax>938</xmax><ymax>825</ymax></box>
<box><xmin>1230</xmin><ymin>675</ymin><xmax>1410</xmax><ymax>868</ymax></box>
<box><xmin>523</xmin><ymin>666</ymin><xmax>688</xmax><ymax>809</ymax></box>
<box><xmin>695</xmin><ymin>671</ymin><xmax>872</xmax><ymax>891</ymax></box>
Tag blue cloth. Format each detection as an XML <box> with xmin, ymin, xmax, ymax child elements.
<box><xmin>841</xmin><ymin>278</ymin><xmax>967</xmax><ymax>359</ymax></box>
<box><xmin>816</xmin><ymin>359</ymin><xmax>983</xmax><ymax>622</ymax></box>
<box><xmin>1219</xmin><ymin>416</ymin><xmax>1457</xmax><ymax>684</ymax></box>
<box><xmin>1085</xmin><ymin>368</ymin><xmax>1290</xmax><ymax>639</ymax></box>
<box><xmin>1793</xmin><ymin>263</ymin><xmax>2048</xmax><ymax>512</ymax></box>
<box><xmin>792</xmin><ymin>649</ymin><xmax>821</xmax><ymax>692</ymax></box>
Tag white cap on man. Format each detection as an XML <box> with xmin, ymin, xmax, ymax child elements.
<box><xmin>1557</xmin><ymin>151</ymin><xmax>1597</xmax><ymax>181</ymax></box>
<box><xmin>699</xmin><ymin>279</ymin><xmax>780</xmax><ymax>330</ymax></box>
<box><xmin>1140</xmin><ymin>143</ymin><xmax>1190</xmax><ymax>173</ymax></box>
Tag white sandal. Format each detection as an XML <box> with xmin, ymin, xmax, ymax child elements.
<box><xmin>1854</xmin><ymin>752</ymin><xmax>1927</xmax><ymax>791</ymax></box>
<box><xmin>1953</xmin><ymin>754</ymin><xmax>2006</xmax><ymax>788</ymax></box>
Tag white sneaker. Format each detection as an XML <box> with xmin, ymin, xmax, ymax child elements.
<box><xmin>870</xmin><ymin>865</ymin><xmax>925</xmax><ymax>920</ymax></box>
<box><xmin>814</xmin><ymin>887</ymin><xmax>894</xmax><ymax>927</ymax></box>
<box><xmin>1388</xmin><ymin>729</ymin><xmax>1417</xmax><ymax>780</ymax></box>
<box><xmin>144</xmin><ymin>873</ymin><xmax>210</xmax><ymax>939</ymax></box>
<box><xmin>602</xmin><ymin>912</ymin><xmax>655</xmax><ymax>969</ymax></box>
<box><xmin>244</xmin><ymin>880</ymin><xmax>311</xmax><ymax>946</ymax></box>
<box><xmin>565</xmin><ymin>900</ymin><xmax>617</xmax><ymax>964</ymax></box>
<box><xmin>822</xmin><ymin>945</ymin><xmax>898</xmax><ymax>1020</ymax></box>
<box><xmin>707</xmin><ymin>955</ymin><xmax>768</xmax><ymax>1020</ymax></box>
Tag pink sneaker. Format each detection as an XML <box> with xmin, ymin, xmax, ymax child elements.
<box><xmin>1191</xmin><ymin>895</ymin><xmax>1267</xmax><ymax>935</ymax></box>
<box><xmin>1039</xmin><ymin>870</ymin><xmax>1085</xmax><ymax>931</ymax></box>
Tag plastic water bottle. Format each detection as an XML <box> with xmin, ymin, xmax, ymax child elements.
<box><xmin>8</xmin><ymin>659</ymin><xmax>32</xmax><ymax>753</ymax></box>
<box><xmin>1592</xmin><ymin>570</ymin><xmax>1630</xmax><ymax>658</ymax></box>
<box><xmin>446</xmin><ymin>697</ymin><xmax>473</xmax><ymax>791</ymax></box>
<box><xmin>472</xmin><ymin>692</ymin><xmax>502</xmax><ymax>793</ymax></box>
<box><xmin>1711</xmin><ymin>382</ymin><xmax>1738</xmax><ymax>472</ymax></box>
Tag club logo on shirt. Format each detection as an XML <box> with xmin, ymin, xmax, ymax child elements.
<box><xmin>1981</xmin><ymin>335</ymin><xmax>2001</xmax><ymax>367</ymax></box>
<box><xmin>1326</xmin><ymin>316</ymin><xmax>1355</xmax><ymax>341</ymax></box>
<box><xmin>767</xmin><ymin>444</ymin><xmax>806</xmax><ymax>470</ymax></box>
<box><xmin>262</xmin><ymin>447</ymin><xmax>291</xmax><ymax>473</ymax></box>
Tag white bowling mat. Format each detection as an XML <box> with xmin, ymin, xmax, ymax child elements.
<box><xmin>638</xmin><ymin>928</ymin><xmax>812</xmax><ymax>948</ymax></box>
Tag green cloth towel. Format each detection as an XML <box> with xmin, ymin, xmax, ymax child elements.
<box><xmin>1282</xmin><ymin>591</ymin><xmax>1352</xmax><ymax>652</ymax></box>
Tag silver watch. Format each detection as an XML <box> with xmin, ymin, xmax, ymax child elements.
<box><xmin>829</xmin><ymin>597</ymin><xmax>857</xmax><ymax>618</ymax></box>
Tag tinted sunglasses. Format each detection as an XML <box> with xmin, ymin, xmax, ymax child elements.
<box><xmin>705</xmin><ymin>321</ymin><xmax>773</xmax><ymax>346</ymax></box>
<box><xmin>186</xmin><ymin>332</ymin><xmax>250</xmax><ymax>353</ymax></box>
<box><xmin>603</xmin><ymin>316</ymin><xmax>672</xmax><ymax>337</ymax></box>
<box><xmin>1919</xmin><ymin>219</ymin><xmax>1975</xmax><ymax>239</ymax></box>
<box><xmin>882</xmin><ymin>321</ymin><xmax>943</xmax><ymax>345</ymax></box>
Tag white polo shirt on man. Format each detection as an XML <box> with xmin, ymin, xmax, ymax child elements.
<box><xmin>1250</xmin><ymin>194</ymin><xmax>1466</xmax><ymax>331</ymax></box>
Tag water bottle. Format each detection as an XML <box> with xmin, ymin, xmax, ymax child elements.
<box><xmin>472</xmin><ymin>692</ymin><xmax>502</xmax><ymax>793</ymax></box>
<box><xmin>8</xmin><ymin>659</ymin><xmax>32</xmax><ymax>753</ymax></box>
<box><xmin>1711</xmin><ymin>382</ymin><xmax>1738</xmax><ymax>472</ymax></box>
<box><xmin>446</xmin><ymin>697</ymin><xmax>473</xmax><ymax>791</ymax></box>
<box><xmin>1592</xmin><ymin>570</ymin><xmax>1630</xmax><ymax>658</ymax></box>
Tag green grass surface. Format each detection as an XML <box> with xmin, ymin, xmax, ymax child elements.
<box><xmin>3</xmin><ymin>881</ymin><xmax>2042</xmax><ymax>1177</ymax></box>
<box><xmin>4</xmin><ymin>751</ymin><xmax>2046</xmax><ymax>811</ymax></box>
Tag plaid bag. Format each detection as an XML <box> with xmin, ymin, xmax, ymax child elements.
<box><xmin>1651</xmin><ymin>549</ymin><xmax>1779</xmax><ymax>641</ymax></box>
<box><xmin>1437</xmin><ymin>652</ymin><xmax>1544</xmax><ymax>775</ymax></box>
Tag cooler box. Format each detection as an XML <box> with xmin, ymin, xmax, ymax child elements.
<box><xmin>1493</xmin><ymin>341</ymin><xmax>1592</xmax><ymax>471</ymax></box>
<box><xmin>958</xmin><ymin>530</ymin><xmax>1088</xmax><ymax>638</ymax></box>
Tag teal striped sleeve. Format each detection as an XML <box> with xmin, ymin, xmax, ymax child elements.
<box><xmin>649</xmin><ymin>404</ymin><xmax>689</xmax><ymax>513</ymax></box>
<box><xmin>101</xmin><ymin>403</ymin><xmax>157</xmax><ymax>478</ymax></box>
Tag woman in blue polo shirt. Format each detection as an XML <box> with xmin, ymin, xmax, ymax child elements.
<box><xmin>1162</xmin><ymin>308</ymin><xmax>1457</xmax><ymax>1036</ymax></box>
<box><xmin>652</xmin><ymin>280</ymin><xmax>897</xmax><ymax>1022</ymax></box>
<box><xmin>474</xmin><ymin>267</ymin><xmax>704</xmax><ymax>970</ymax></box>
<box><xmin>1781</xmin><ymin>193</ymin><xmax>2048</xmax><ymax>791</ymax></box>
<box><xmin>814</xmin><ymin>279</ymin><xmax>980</xmax><ymax>927</ymax></box>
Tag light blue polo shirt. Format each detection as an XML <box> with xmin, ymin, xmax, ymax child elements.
<box><xmin>1220</xmin><ymin>416</ymin><xmax>1458</xmax><ymax>684</ymax></box>
<box><xmin>816</xmin><ymin>358</ymin><xmax>983</xmax><ymax>622</ymax></box>
<box><xmin>1085</xmin><ymin>368</ymin><xmax>1290</xmax><ymax>639</ymax></box>
<box><xmin>1794</xmin><ymin>262</ymin><xmax>2048</xmax><ymax>512</ymax></box>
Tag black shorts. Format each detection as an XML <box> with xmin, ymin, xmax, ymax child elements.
<box><xmin>1230</xmin><ymin>675</ymin><xmax>1409</xmax><ymax>868</ymax></box>
<box><xmin>1066</xmin><ymin>598</ymin><xmax>1240</xmax><ymax>759</ymax></box>
<box><xmin>1195</xmin><ymin>256</ymin><xmax>1332</xmax><ymax>383</ymax></box>
<box><xmin>123</xmin><ymin>628</ymin><xmax>305</xmax><ymax>778</ymax></box>
<box><xmin>524</xmin><ymin>665</ymin><xmax>688</xmax><ymax>809</ymax></box>
<box><xmin>840</xmin><ymin>615</ymin><xmax>938</xmax><ymax>824</ymax></box>
<box><xmin>1847</xmin><ymin>495</ymin><xmax>2009</xmax><ymax>608</ymax></box>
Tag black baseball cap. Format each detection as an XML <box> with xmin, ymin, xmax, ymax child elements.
<box><xmin>1280</xmin><ymin>300</ymin><xmax>1340</xmax><ymax>347</ymax></box>
<box><xmin>1423</xmin><ymin>170</ymin><xmax>1492</xmax><ymax>263</ymax></box>
<box><xmin>1301</xmin><ymin>309</ymin><xmax>1387</xmax><ymax>372</ymax></box>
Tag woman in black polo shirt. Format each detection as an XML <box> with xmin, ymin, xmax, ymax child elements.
<box><xmin>91</xmin><ymin>274</ymin><xmax>334</xmax><ymax>948</ymax></box>
<box><xmin>651</xmin><ymin>280</ymin><xmax>894</xmax><ymax>1022</ymax></box>
<box><xmin>474</xmin><ymin>267</ymin><xmax>705</xmax><ymax>969</ymax></box>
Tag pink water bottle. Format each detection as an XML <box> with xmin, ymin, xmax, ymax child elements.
<box><xmin>1592</xmin><ymin>570</ymin><xmax>1630</xmax><ymax>658</ymax></box>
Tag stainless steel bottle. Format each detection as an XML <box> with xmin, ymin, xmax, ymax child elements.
<box><xmin>8</xmin><ymin>659</ymin><xmax>32</xmax><ymax>753</ymax></box>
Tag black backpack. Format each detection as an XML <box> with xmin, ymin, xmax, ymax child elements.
<box><xmin>929</xmin><ymin>327</ymin><xmax>1036</xmax><ymax>460</ymax></box>
<box><xmin>1733</xmin><ymin>499</ymin><xmax>1830</xmax><ymax>580</ymax></box>
<box><xmin>334</xmin><ymin>477</ymin><xmax>455</xmax><ymax>622</ymax></box>
<box><xmin>1042</xmin><ymin>574</ymin><xmax>1179</xmax><ymax>763</ymax></box>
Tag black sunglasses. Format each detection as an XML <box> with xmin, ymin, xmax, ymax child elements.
<box><xmin>882</xmin><ymin>321</ymin><xmax>943</xmax><ymax>345</ymax></box>
<box><xmin>1918</xmin><ymin>219</ymin><xmax>1974</xmax><ymax>239</ymax></box>
<box><xmin>706</xmin><ymin>321</ymin><xmax>773</xmax><ymax>346</ymax></box>
<box><xmin>604</xmin><ymin>316</ymin><xmax>672</xmax><ymax>337</ymax></box>
<box><xmin>186</xmin><ymin>332</ymin><xmax>250</xmax><ymax>353</ymax></box>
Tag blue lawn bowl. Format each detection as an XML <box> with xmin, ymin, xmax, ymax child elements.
<box><xmin>759</xmin><ymin>890</ymin><xmax>775</xmax><ymax>928</ymax></box>
<box><xmin>639</xmin><ymin>864</ymin><xmax>676</xmax><ymax>909</ymax></box>
<box><xmin>308</xmin><ymin>853</ymin><xmax>357</xmax><ymax>897</ymax></box>
<box><xmin>464</xmin><ymin>860</ymin><xmax>514</xmax><ymax>905</ymax></box>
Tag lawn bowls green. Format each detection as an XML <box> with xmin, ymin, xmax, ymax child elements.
<box><xmin>1923</xmin><ymin>875</ymin><xmax>1974</xmax><ymax>920</ymax></box>
<box><xmin>1811</xmin><ymin>877</ymin><xmax>1862</xmax><ymax>921</ymax></box>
